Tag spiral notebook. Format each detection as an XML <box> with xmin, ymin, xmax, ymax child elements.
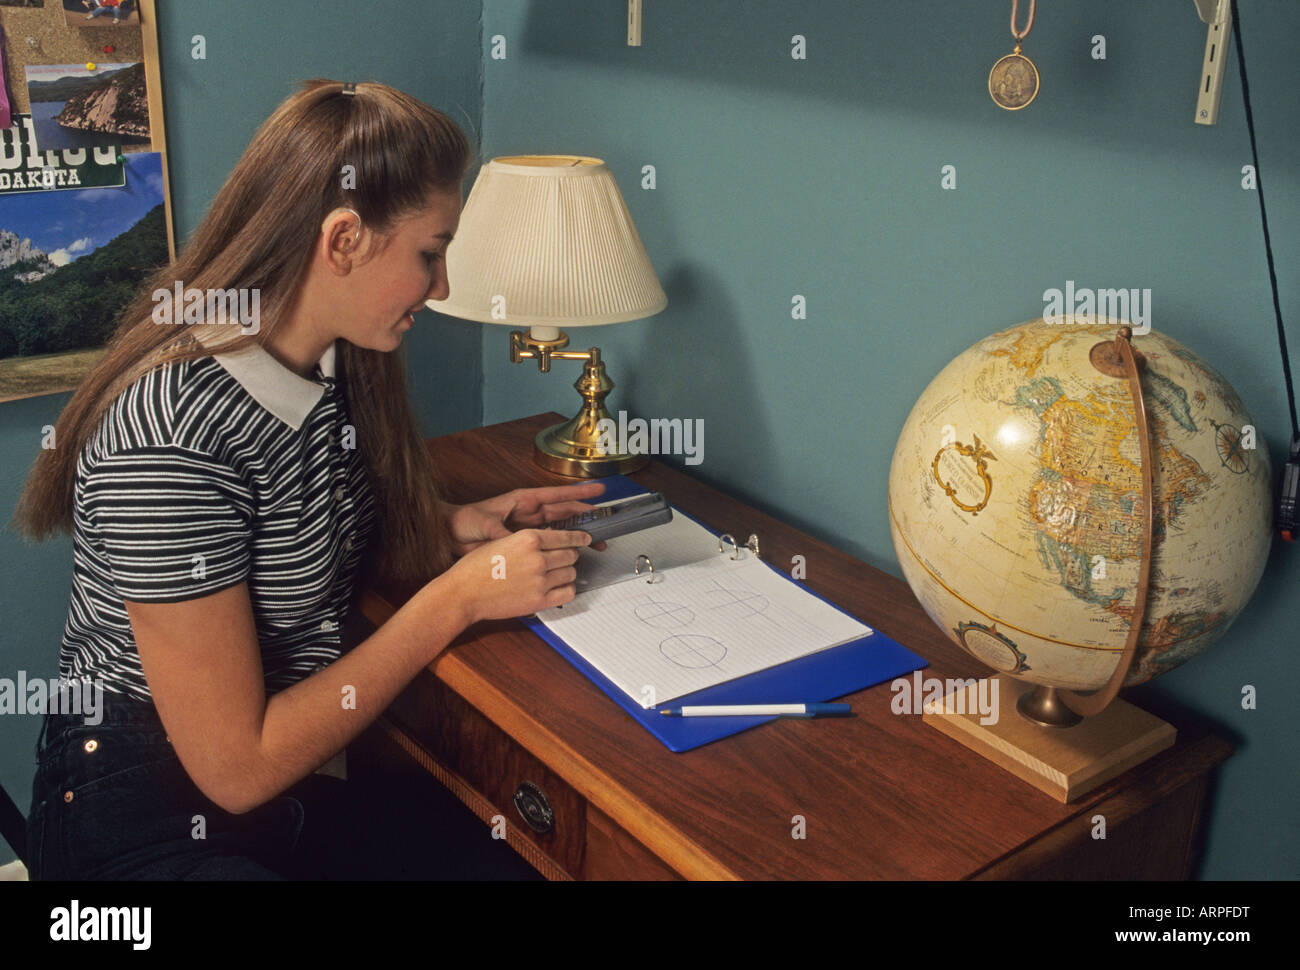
<box><xmin>524</xmin><ymin>476</ymin><xmax>928</xmax><ymax>751</ymax></box>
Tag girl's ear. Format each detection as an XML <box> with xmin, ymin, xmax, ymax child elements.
<box><xmin>320</xmin><ymin>208</ymin><xmax>364</xmax><ymax>274</ymax></box>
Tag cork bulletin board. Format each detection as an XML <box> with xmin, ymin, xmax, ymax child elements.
<box><xmin>0</xmin><ymin>0</ymin><xmax>174</xmax><ymax>403</ymax></box>
<box><xmin>0</xmin><ymin>0</ymin><xmax>173</xmax><ymax>250</ymax></box>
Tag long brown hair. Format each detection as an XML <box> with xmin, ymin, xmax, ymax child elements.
<box><xmin>10</xmin><ymin>79</ymin><xmax>472</xmax><ymax>600</ymax></box>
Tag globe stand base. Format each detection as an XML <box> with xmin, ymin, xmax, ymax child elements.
<box><xmin>1017</xmin><ymin>686</ymin><xmax>1084</xmax><ymax>727</ymax></box>
<box><xmin>923</xmin><ymin>675</ymin><xmax>1177</xmax><ymax>803</ymax></box>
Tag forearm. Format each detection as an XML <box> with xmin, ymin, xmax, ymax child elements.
<box><xmin>231</xmin><ymin>571</ymin><xmax>470</xmax><ymax>812</ymax></box>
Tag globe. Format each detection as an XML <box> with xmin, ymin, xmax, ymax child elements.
<box><xmin>888</xmin><ymin>321</ymin><xmax>1273</xmax><ymax>695</ymax></box>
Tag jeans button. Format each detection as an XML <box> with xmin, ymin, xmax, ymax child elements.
<box><xmin>63</xmin><ymin>791</ymin><xmax>74</xmax><ymax>803</ymax></box>
<box><xmin>83</xmin><ymin>739</ymin><xmax>98</xmax><ymax>753</ymax></box>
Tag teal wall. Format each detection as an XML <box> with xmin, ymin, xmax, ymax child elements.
<box><xmin>474</xmin><ymin>0</ymin><xmax>1299</xmax><ymax>879</ymax></box>
<box><xmin>0</xmin><ymin>0</ymin><xmax>484</xmax><ymax>862</ymax></box>
<box><xmin>3</xmin><ymin>0</ymin><xmax>1296</xmax><ymax>880</ymax></box>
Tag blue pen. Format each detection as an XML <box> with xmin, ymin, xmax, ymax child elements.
<box><xmin>658</xmin><ymin>703</ymin><xmax>851</xmax><ymax>718</ymax></box>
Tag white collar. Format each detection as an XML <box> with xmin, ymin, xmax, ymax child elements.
<box><xmin>190</xmin><ymin>326</ymin><xmax>336</xmax><ymax>432</ymax></box>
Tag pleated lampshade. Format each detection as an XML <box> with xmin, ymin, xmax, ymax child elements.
<box><xmin>426</xmin><ymin>155</ymin><xmax>667</xmax><ymax>329</ymax></box>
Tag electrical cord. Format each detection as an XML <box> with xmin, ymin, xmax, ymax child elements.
<box><xmin>1231</xmin><ymin>0</ymin><xmax>1299</xmax><ymax>540</ymax></box>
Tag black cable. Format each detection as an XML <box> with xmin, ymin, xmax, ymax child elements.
<box><xmin>1232</xmin><ymin>0</ymin><xmax>1298</xmax><ymax>439</ymax></box>
<box><xmin>0</xmin><ymin>781</ymin><xmax>28</xmax><ymax>869</ymax></box>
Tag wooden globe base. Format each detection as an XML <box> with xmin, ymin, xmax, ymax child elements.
<box><xmin>923</xmin><ymin>675</ymin><xmax>1176</xmax><ymax>803</ymax></box>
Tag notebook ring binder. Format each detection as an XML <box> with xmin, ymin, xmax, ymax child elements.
<box><xmin>634</xmin><ymin>554</ymin><xmax>656</xmax><ymax>583</ymax></box>
<box><xmin>747</xmin><ymin>533</ymin><xmax>761</xmax><ymax>559</ymax></box>
<box><xmin>719</xmin><ymin>534</ymin><xmax>742</xmax><ymax>560</ymax></box>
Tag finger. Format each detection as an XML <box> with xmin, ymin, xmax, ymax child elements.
<box><xmin>521</xmin><ymin>483</ymin><xmax>607</xmax><ymax>508</ymax></box>
<box><xmin>545</xmin><ymin>565</ymin><xmax>579</xmax><ymax>588</ymax></box>
<box><xmin>542</xmin><ymin>548</ymin><xmax>582</xmax><ymax>569</ymax></box>
<box><xmin>539</xmin><ymin>500</ymin><xmax>606</xmax><ymax>523</ymax></box>
<box><xmin>493</xmin><ymin>521</ymin><xmax>514</xmax><ymax>539</ymax></box>
<box><xmin>542</xmin><ymin>583</ymin><xmax>578</xmax><ymax>610</ymax></box>
<box><xmin>534</xmin><ymin>529</ymin><xmax>593</xmax><ymax>550</ymax></box>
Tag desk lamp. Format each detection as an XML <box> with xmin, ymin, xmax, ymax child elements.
<box><xmin>427</xmin><ymin>155</ymin><xmax>667</xmax><ymax>477</ymax></box>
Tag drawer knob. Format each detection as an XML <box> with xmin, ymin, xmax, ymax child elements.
<box><xmin>512</xmin><ymin>781</ymin><xmax>555</xmax><ymax>834</ymax></box>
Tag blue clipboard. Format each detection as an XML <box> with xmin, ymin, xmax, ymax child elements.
<box><xmin>522</xmin><ymin>475</ymin><xmax>928</xmax><ymax>752</ymax></box>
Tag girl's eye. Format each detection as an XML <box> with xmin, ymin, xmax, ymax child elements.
<box><xmin>424</xmin><ymin>251</ymin><xmax>442</xmax><ymax>265</ymax></box>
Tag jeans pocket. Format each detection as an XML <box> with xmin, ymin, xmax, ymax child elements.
<box><xmin>51</xmin><ymin>754</ymin><xmax>201</xmax><ymax>880</ymax></box>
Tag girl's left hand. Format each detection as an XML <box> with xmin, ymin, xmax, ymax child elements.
<box><xmin>444</xmin><ymin>482</ymin><xmax>608</xmax><ymax>556</ymax></box>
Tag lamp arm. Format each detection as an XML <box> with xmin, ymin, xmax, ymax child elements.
<box><xmin>509</xmin><ymin>329</ymin><xmax>601</xmax><ymax>373</ymax></box>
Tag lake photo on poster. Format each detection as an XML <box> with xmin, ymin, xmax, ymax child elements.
<box><xmin>27</xmin><ymin>100</ymin><xmax>148</xmax><ymax>153</ymax></box>
<box><xmin>25</xmin><ymin>62</ymin><xmax>152</xmax><ymax>153</ymax></box>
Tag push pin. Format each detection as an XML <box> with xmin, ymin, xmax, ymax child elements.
<box><xmin>85</xmin><ymin>62</ymin><xmax>96</xmax><ymax>72</ymax></box>
<box><xmin>103</xmin><ymin>44</ymin><xmax>116</xmax><ymax>54</ymax></box>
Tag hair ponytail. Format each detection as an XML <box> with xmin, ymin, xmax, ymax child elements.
<box><xmin>11</xmin><ymin>79</ymin><xmax>473</xmax><ymax>599</ymax></box>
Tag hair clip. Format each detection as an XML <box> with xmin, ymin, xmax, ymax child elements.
<box><xmin>341</xmin><ymin>82</ymin><xmax>357</xmax><ymax>97</ymax></box>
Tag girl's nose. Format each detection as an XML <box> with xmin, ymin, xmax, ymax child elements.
<box><xmin>427</xmin><ymin>263</ymin><xmax>450</xmax><ymax>302</ymax></box>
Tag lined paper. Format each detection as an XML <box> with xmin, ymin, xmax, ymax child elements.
<box><xmin>539</xmin><ymin>509</ymin><xmax>873</xmax><ymax>707</ymax></box>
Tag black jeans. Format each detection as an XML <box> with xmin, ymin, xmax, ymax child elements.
<box><xmin>27</xmin><ymin>690</ymin><xmax>541</xmax><ymax>881</ymax></box>
<box><xmin>28</xmin><ymin>691</ymin><xmax>307</xmax><ymax>879</ymax></box>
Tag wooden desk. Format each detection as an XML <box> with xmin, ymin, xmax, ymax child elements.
<box><xmin>348</xmin><ymin>413</ymin><xmax>1233</xmax><ymax>880</ymax></box>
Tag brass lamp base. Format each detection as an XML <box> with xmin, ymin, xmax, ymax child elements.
<box><xmin>508</xmin><ymin>329</ymin><xmax>648</xmax><ymax>478</ymax></box>
<box><xmin>534</xmin><ymin>416</ymin><xmax>648</xmax><ymax>478</ymax></box>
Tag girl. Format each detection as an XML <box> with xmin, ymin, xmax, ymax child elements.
<box><xmin>10</xmin><ymin>79</ymin><xmax>601</xmax><ymax>879</ymax></box>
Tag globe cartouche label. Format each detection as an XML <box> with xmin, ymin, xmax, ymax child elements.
<box><xmin>955</xmin><ymin>621</ymin><xmax>1030</xmax><ymax>674</ymax></box>
<box><xmin>932</xmin><ymin>435</ymin><xmax>997</xmax><ymax>515</ymax></box>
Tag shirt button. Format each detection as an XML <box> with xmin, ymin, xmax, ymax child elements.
<box><xmin>342</xmin><ymin>536</ymin><xmax>353</xmax><ymax>552</ymax></box>
<box><xmin>83</xmin><ymin>739</ymin><xmax>98</xmax><ymax>753</ymax></box>
<box><xmin>334</xmin><ymin>486</ymin><xmax>346</xmax><ymax>502</ymax></box>
<box><xmin>320</xmin><ymin>620</ymin><xmax>336</xmax><ymax>633</ymax></box>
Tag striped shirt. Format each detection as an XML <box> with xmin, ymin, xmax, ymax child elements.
<box><xmin>60</xmin><ymin>329</ymin><xmax>378</xmax><ymax>702</ymax></box>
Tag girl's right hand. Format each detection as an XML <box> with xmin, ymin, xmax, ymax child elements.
<box><xmin>445</xmin><ymin>527</ymin><xmax>592</xmax><ymax>625</ymax></box>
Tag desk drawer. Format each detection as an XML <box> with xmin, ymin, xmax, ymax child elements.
<box><xmin>383</xmin><ymin>671</ymin><xmax>679</xmax><ymax>880</ymax></box>
<box><xmin>387</xmin><ymin>673</ymin><xmax>583</xmax><ymax>875</ymax></box>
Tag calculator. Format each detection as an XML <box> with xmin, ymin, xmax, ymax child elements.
<box><xmin>549</xmin><ymin>492</ymin><xmax>673</xmax><ymax>543</ymax></box>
